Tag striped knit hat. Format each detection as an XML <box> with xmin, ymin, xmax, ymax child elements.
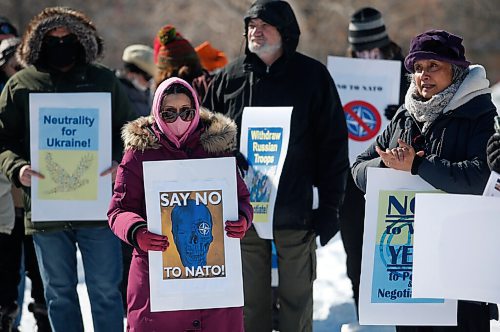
<box><xmin>348</xmin><ymin>7</ymin><xmax>390</xmax><ymax>51</ymax></box>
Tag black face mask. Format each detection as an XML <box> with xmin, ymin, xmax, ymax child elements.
<box><xmin>40</xmin><ymin>34</ymin><xmax>82</xmax><ymax>69</ymax></box>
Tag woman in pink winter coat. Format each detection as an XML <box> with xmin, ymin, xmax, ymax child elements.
<box><xmin>108</xmin><ymin>77</ymin><xmax>253</xmax><ymax>332</ymax></box>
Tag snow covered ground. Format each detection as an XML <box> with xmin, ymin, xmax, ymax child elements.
<box><xmin>19</xmin><ymin>234</ymin><xmax>500</xmax><ymax>331</ymax></box>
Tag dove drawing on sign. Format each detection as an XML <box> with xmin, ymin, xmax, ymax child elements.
<box><xmin>44</xmin><ymin>152</ymin><xmax>94</xmax><ymax>194</ymax></box>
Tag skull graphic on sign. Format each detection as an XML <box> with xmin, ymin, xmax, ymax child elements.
<box><xmin>171</xmin><ymin>199</ymin><xmax>214</xmax><ymax>268</ymax></box>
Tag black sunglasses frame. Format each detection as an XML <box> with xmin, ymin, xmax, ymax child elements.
<box><xmin>160</xmin><ymin>107</ymin><xmax>196</xmax><ymax>123</ymax></box>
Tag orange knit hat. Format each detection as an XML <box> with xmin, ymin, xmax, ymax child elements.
<box><xmin>195</xmin><ymin>41</ymin><xmax>228</xmax><ymax>72</ymax></box>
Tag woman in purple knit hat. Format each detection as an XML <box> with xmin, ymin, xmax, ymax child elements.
<box><xmin>352</xmin><ymin>29</ymin><xmax>497</xmax><ymax>331</ymax></box>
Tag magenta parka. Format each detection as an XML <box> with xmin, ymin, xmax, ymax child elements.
<box><xmin>108</xmin><ymin>80</ymin><xmax>252</xmax><ymax>332</ymax></box>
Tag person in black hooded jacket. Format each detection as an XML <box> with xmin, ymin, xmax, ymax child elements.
<box><xmin>203</xmin><ymin>1</ymin><xmax>349</xmax><ymax>331</ymax></box>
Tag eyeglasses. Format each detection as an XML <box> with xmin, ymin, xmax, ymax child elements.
<box><xmin>43</xmin><ymin>34</ymin><xmax>78</xmax><ymax>47</ymax></box>
<box><xmin>160</xmin><ymin>106</ymin><xmax>195</xmax><ymax>123</ymax></box>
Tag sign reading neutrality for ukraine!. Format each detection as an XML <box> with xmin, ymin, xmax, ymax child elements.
<box><xmin>29</xmin><ymin>93</ymin><xmax>112</xmax><ymax>222</ymax></box>
<box><xmin>359</xmin><ymin>168</ymin><xmax>457</xmax><ymax>326</ymax></box>
<box><xmin>143</xmin><ymin>157</ymin><xmax>243</xmax><ymax>312</ymax></box>
<box><xmin>327</xmin><ymin>56</ymin><xmax>401</xmax><ymax>165</ymax></box>
<box><xmin>240</xmin><ymin>107</ymin><xmax>293</xmax><ymax>240</ymax></box>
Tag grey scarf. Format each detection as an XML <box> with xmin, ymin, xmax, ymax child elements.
<box><xmin>405</xmin><ymin>65</ymin><xmax>468</xmax><ymax>132</ymax></box>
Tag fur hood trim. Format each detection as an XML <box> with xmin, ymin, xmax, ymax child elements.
<box><xmin>17</xmin><ymin>7</ymin><xmax>103</xmax><ymax>67</ymax></box>
<box><xmin>122</xmin><ymin>108</ymin><xmax>237</xmax><ymax>154</ymax></box>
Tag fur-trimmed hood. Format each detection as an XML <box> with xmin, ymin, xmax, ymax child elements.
<box><xmin>122</xmin><ymin>108</ymin><xmax>237</xmax><ymax>154</ymax></box>
<box><xmin>17</xmin><ymin>7</ymin><xmax>103</xmax><ymax>67</ymax></box>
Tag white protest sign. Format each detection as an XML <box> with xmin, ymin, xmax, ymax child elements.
<box><xmin>482</xmin><ymin>171</ymin><xmax>500</xmax><ymax>197</ymax></box>
<box><xmin>144</xmin><ymin>157</ymin><xmax>243</xmax><ymax>312</ymax></box>
<box><xmin>327</xmin><ymin>56</ymin><xmax>400</xmax><ymax>165</ymax></box>
<box><xmin>240</xmin><ymin>107</ymin><xmax>293</xmax><ymax>239</ymax></box>
<box><xmin>29</xmin><ymin>93</ymin><xmax>111</xmax><ymax>221</ymax></box>
<box><xmin>413</xmin><ymin>193</ymin><xmax>500</xmax><ymax>304</ymax></box>
<box><xmin>359</xmin><ymin>168</ymin><xmax>457</xmax><ymax>326</ymax></box>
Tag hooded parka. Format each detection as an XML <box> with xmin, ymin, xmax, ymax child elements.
<box><xmin>0</xmin><ymin>7</ymin><xmax>136</xmax><ymax>234</ymax></box>
<box><xmin>203</xmin><ymin>0</ymin><xmax>349</xmax><ymax>243</ymax></box>
<box><xmin>108</xmin><ymin>78</ymin><xmax>253</xmax><ymax>332</ymax></box>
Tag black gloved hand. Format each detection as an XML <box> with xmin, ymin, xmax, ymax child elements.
<box><xmin>235</xmin><ymin>151</ymin><xmax>249</xmax><ymax>175</ymax></box>
<box><xmin>312</xmin><ymin>209</ymin><xmax>339</xmax><ymax>246</ymax></box>
<box><xmin>487</xmin><ymin>133</ymin><xmax>500</xmax><ymax>173</ymax></box>
<box><xmin>384</xmin><ymin>104</ymin><xmax>399</xmax><ymax>121</ymax></box>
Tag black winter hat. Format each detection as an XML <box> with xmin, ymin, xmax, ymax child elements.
<box><xmin>244</xmin><ymin>0</ymin><xmax>300</xmax><ymax>56</ymax></box>
<box><xmin>348</xmin><ymin>7</ymin><xmax>390</xmax><ymax>51</ymax></box>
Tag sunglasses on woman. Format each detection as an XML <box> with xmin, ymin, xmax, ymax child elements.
<box><xmin>160</xmin><ymin>106</ymin><xmax>195</xmax><ymax>123</ymax></box>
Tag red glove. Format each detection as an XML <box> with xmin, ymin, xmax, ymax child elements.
<box><xmin>225</xmin><ymin>215</ymin><xmax>248</xmax><ymax>239</ymax></box>
<box><xmin>135</xmin><ymin>227</ymin><xmax>169</xmax><ymax>252</ymax></box>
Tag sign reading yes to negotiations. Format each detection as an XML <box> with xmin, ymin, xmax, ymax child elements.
<box><xmin>240</xmin><ymin>107</ymin><xmax>293</xmax><ymax>240</ymax></box>
<box><xmin>29</xmin><ymin>93</ymin><xmax>112</xmax><ymax>221</ymax></box>
<box><xmin>359</xmin><ymin>168</ymin><xmax>457</xmax><ymax>326</ymax></box>
<box><xmin>143</xmin><ymin>157</ymin><xmax>243</xmax><ymax>312</ymax></box>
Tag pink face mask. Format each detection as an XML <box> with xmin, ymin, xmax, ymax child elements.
<box><xmin>166</xmin><ymin>117</ymin><xmax>191</xmax><ymax>138</ymax></box>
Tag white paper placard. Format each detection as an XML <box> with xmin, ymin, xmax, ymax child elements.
<box><xmin>413</xmin><ymin>193</ymin><xmax>500</xmax><ymax>304</ymax></box>
<box><xmin>359</xmin><ymin>168</ymin><xmax>457</xmax><ymax>326</ymax></box>
<box><xmin>482</xmin><ymin>171</ymin><xmax>500</xmax><ymax>197</ymax></box>
<box><xmin>240</xmin><ymin>107</ymin><xmax>293</xmax><ymax>239</ymax></box>
<box><xmin>29</xmin><ymin>93</ymin><xmax>112</xmax><ymax>221</ymax></box>
<box><xmin>327</xmin><ymin>56</ymin><xmax>400</xmax><ymax>165</ymax></box>
<box><xmin>144</xmin><ymin>157</ymin><xmax>243</xmax><ymax>312</ymax></box>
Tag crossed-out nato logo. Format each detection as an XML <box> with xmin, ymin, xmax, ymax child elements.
<box><xmin>343</xmin><ymin>100</ymin><xmax>381</xmax><ymax>142</ymax></box>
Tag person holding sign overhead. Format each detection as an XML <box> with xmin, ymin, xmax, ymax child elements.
<box><xmin>352</xmin><ymin>29</ymin><xmax>497</xmax><ymax>331</ymax></box>
<box><xmin>0</xmin><ymin>7</ymin><xmax>136</xmax><ymax>332</ymax></box>
<box><xmin>108</xmin><ymin>77</ymin><xmax>253</xmax><ymax>331</ymax></box>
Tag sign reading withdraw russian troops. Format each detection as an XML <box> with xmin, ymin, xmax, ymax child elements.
<box><xmin>240</xmin><ymin>107</ymin><xmax>292</xmax><ymax>239</ymax></box>
<box><xmin>29</xmin><ymin>93</ymin><xmax>112</xmax><ymax>221</ymax></box>
<box><xmin>143</xmin><ymin>157</ymin><xmax>244</xmax><ymax>312</ymax></box>
<box><xmin>359</xmin><ymin>168</ymin><xmax>457</xmax><ymax>326</ymax></box>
